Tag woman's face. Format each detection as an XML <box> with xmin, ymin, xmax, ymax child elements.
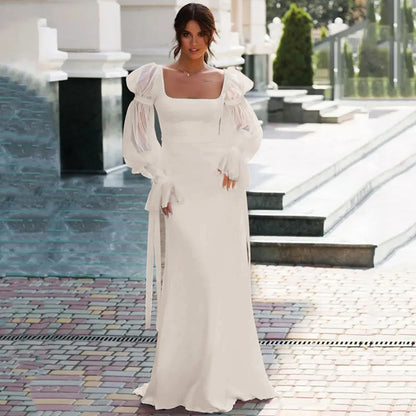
<box><xmin>179</xmin><ymin>19</ymin><xmax>211</xmax><ymax>61</ymax></box>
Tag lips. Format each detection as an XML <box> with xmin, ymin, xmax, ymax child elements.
<box><xmin>189</xmin><ymin>48</ymin><xmax>199</xmax><ymax>52</ymax></box>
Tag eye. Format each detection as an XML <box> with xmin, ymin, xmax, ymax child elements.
<box><xmin>183</xmin><ymin>32</ymin><xmax>189</xmax><ymax>37</ymax></box>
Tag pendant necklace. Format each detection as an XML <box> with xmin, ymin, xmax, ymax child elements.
<box><xmin>176</xmin><ymin>63</ymin><xmax>208</xmax><ymax>78</ymax></box>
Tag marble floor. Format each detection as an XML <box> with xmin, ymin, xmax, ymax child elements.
<box><xmin>1</xmin><ymin>169</ymin><xmax>152</xmax><ymax>279</ymax></box>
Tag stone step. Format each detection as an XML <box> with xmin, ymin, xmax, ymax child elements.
<box><xmin>250</xmin><ymin>235</ymin><xmax>375</xmax><ymax>267</ymax></box>
<box><xmin>302</xmin><ymin>101</ymin><xmax>339</xmax><ymax>123</ymax></box>
<box><xmin>328</xmin><ymin>161</ymin><xmax>416</xmax><ymax>265</ymax></box>
<box><xmin>283</xmin><ymin>95</ymin><xmax>325</xmax><ymax>123</ymax></box>
<box><xmin>250</xmin><ymin>108</ymin><xmax>416</xmax><ymax>210</ymax></box>
<box><xmin>378</xmin><ymin>233</ymin><xmax>416</xmax><ymax>270</ymax></box>
<box><xmin>266</xmin><ymin>89</ymin><xmax>309</xmax><ymax>99</ymax></box>
<box><xmin>249</xmin><ymin>122</ymin><xmax>416</xmax><ymax>236</ymax></box>
<box><xmin>267</xmin><ymin>89</ymin><xmax>308</xmax><ymax>123</ymax></box>
<box><xmin>320</xmin><ymin>106</ymin><xmax>358</xmax><ymax>123</ymax></box>
<box><xmin>250</xmin><ymin>162</ymin><xmax>416</xmax><ymax>268</ymax></box>
<box><xmin>284</xmin><ymin>94</ymin><xmax>325</xmax><ymax>104</ymax></box>
<box><xmin>249</xmin><ymin>211</ymin><xmax>325</xmax><ymax>236</ymax></box>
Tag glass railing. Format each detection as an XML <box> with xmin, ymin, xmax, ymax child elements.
<box><xmin>314</xmin><ymin>3</ymin><xmax>416</xmax><ymax>99</ymax></box>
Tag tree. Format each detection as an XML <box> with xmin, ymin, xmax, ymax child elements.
<box><xmin>273</xmin><ymin>3</ymin><xmax>314</xmax><ymax>86</ymax></box>
<box><xmin>366</xmin><ymin>0</ymin><xmax>377</xmax><ymax>41</ymax></box>
<box><xmin>379</xmin><ymin>0</ymin><xmax>391</xmax><ymax>26</ymax></box>
<box><xmin>320</xmin><ymin>26</ymin><xmax>329</xmax><ymax>39</ymax></box>
<box><xmin>343</xmin><ymin>41</ymin><xmax>355</xmax><ymax>96</ymax></box>
<box><xmin>348</xmin><ymin>0</ymin><xmax>366</xmax><ymax>24</ymax></box>
<box><xmin>343</xmin><ymin>41</ymin><xmax>355</xmax><ymax>78</ymax></box>
<box><xmin>403</xmin><ymin>0</ymin><xmax>415</xmax><ymax>34</ymax></box>
<box><xmin>358</xmin><ymin>1</ymin><xmax>388</xmax><ymax>78</ymax></box>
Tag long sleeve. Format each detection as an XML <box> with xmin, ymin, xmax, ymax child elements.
<box><xmin>217</xmin><ymin>67</ymin><xmax>263</xmax><ymax>182</ymax></box>
<box><xmin>122</xmin><ymin>62</ymin><xmax>183</xmax><ymax>331</ymax></box>
<box><xmin>123</xmin><ymin>62</ymin><xmax>183</xmax><ymax>210</ymax></box>
<box><xmin>122</xmin><ymin>62</ymin><xmax>164</xmax><ymax>181</ymax></box>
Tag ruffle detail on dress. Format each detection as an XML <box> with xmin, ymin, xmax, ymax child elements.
<box><xmin>144</xmin><ymin>174</ymin><xmax>184</xmax><ymax>212</ymax></box>
<box><xmin>216</xmin><ymin>145</ymin><xmax>243</xmax><ymax>182</ymax></box>
<box><xmin>143</xmin><ymin>173</ymin><xmax>184</xmax><ymax>330</ymax></box>
<box><xmin>224</xmin><ymin>66</ymin><xmax>254</xmax><ymax>106</ymax></box>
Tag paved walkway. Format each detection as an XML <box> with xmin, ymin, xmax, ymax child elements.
<box><xmin>1</xmin><ymin>264</ymin><xmax>415</xmax><ymax>415</ymax></box>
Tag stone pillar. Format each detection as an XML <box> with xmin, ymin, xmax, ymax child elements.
<box><xmin>239</xmin><ymin>0</ymin><xmax>274</xmax><ymax>92</ymax></box>
<box><xmin>328</xmin><ymin>17</ymin><xmax>349</xmax><ymax>35</ymax></box>
<box><xmin>267</xmin><ymin>16</ymin><xmax>283</xmax><ymax>89</ymax></box>
<box><xmin>0</xmin><ymin>16</ymin><xmax>67</xmax><ymax>83</ymax></box>
<box><xmin>0</xmin><ymin>0</ymin><xmax>131</xmax><ymax>174</ymax></box>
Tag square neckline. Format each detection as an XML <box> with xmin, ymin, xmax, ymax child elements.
<box><xmin>159</xmin><ymin>64</ymin><xmax>225</xmax><ymax>101</ymax></box>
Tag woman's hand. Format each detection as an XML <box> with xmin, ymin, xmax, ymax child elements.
<box><xmin>162</xmin><ymin>202</ymin><xmax>173</xmax><ymax>217</ymax></box>
<box><xmin>218</xmin><ymin>169</ymin><xmax>236</xmax><ymax>190</ymax></box>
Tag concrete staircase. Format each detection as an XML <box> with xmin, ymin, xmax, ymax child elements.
<box><xmin>267</xmin><ymin>89</ymin><xmax>359</xmax><ymax>124</ymax></box>
<box><xmin>248</xmin><ymin>108</ymin><xmax>416</xmax><ymax>268</ymax></box>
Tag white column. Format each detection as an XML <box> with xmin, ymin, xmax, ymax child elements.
<box><xmin>243</xmin><ymin>0</ymin><xmax>274</xmax><ymax>55</ymax></box>
<box><xmin>0</xmin><ymin>16</ymin><xmax>67</xmax><ymax>82</ymax></box>
<box><xmin>0</xmin><ymin>0</ymin><xmax>130</xmax><ymax>78</ymax></box>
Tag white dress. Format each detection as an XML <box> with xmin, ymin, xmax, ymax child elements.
<box><xmin>122</xmin><ymin>62</ymin><xmax>277</xmax><ymax>413</ymax></box>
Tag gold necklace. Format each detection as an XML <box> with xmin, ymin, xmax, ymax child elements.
<box><xmin>176</xmin><ymin>63</ymin><xmax>208</xmax><ymax>78</ymax></box>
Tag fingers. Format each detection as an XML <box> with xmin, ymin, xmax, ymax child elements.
<box><xmin>219</xmin><ymin>170</ymin><xmax>236</xmax><ymax>190</ymax></box>
<box><xmin>162</xmin><ymin>202</ymin><xmax>172</xmax><ymax>217</ymax></box>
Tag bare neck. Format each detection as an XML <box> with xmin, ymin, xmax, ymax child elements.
<box><xmin>176</xmin><ymin>56</ymin><xmax>207</xmax><ymax>72</ymax></box>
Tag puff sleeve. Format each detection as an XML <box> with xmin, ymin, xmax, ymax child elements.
<box><xmin>217</xmin><ymin>67</ymin><xmax>263</xmax><ymax>182</ymax></box>
<box><xmin>122</xmin><ymin>62</ymin><xmax>183</xmax><ymax>210</ymax></box>
<box><xmin>123</xmin><ymin>62</ymin><xmax>162</xmax><ymax>179</ymax></box>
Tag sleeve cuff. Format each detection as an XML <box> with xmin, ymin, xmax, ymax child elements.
<box><xmin>217</xmin><ymin>146</ymin><xmax>244</xmax><ymax>181</ymax></box>
<box><xmin>144</xmin><ymin>175</ymin><xmax>184</xmax><ymax>212</ymax></box>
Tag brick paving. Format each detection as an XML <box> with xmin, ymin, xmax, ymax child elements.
<box><xmin>1</xmin><ymin>265</ymin><xmax>416</xmax><ymax>415</ymax></box>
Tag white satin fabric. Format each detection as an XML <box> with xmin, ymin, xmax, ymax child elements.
<box><xmin>122</xmin><ymin>63</ymin><xmax>276</xmax><ymax>412</ymax></box>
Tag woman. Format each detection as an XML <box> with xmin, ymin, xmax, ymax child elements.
<box><xmin>122</xmin><ymin>2</ymin><xmax>277</xmax><ymax>413</ymax></box>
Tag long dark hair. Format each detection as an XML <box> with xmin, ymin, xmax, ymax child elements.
<box><xmin>170</xmin><ymin>3</ymin><xmax>219</xmax><ymax>63</ymax></box>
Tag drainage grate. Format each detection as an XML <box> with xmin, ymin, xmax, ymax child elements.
<box><xmin>0</xmin><ymin>334</ymin><xmax>415</xmax><ymax>347</ymax></box>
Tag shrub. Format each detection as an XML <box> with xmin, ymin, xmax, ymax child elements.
<box><xmin>371</xmin><ymin>78</ymin><xmax>385</xmax><ymax>97</ymax></box>
<box><xmin>344</xmin><ymin>77</ymin><xmax>355</xmax><ymax>97</ymax></box>
<box><xmin>379</xmin><ymin>0</ymin><xmax>391</xmax><ymax>25</ymax></box>
<box><xmin>400</xmin><ymin>77</ymin><xmax>413</xmax><ymax>97</ymax></box>
<box><xmin>343</xmin><ymin>41</ymin><xmax>355</xmax><ymax>78</ymax></box>
<box><xmin>316</xmin><ymin>49</ymin><xmax>330</xmax><ymax>69</ymax></box>
<box><xmin>387</xmin><ymin>82</ymin><xmax>398</xmax><ymax>97</ymax></box>
<box><xmin>404</xmin><ymin>49</ymin><xmax>415</xmax><ymax>78</ymax></box>
<box><xmin>273</xmin><ymin>3</ymin><xmax>314</xmax><ymax>86</ymax></box>
<box><xmin>357</xmin><ymin>77</ymin><xmax>370</xmax><ymax>96</ymax></box>
<box><xmin>358</xmin><ymin>43</ymin><xmax>389</xmax><ymax>77</ymax></box>
<box><xmin>366</xmin><ymin>1</ymin><xmax>377</xmax><ymax>41</ymax></box>
<box><xmin>404</xmin><ymin>0</ymin><xmax>415</xmax><ymax>34</ymax></box>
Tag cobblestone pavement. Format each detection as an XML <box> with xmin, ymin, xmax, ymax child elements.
<box><xmin>1</xmin><ymin>265</ymin><xmax>415</xmax><ymax>415</ymax></box>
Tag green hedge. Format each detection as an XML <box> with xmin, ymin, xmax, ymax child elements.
<box><xmin>343</xmin><ymin>77</ymin><xmax>416</xmax><ymax>98</ymax></box>
<box><xmin>273</xmin><ymin>3</ymin><xmax>313</xmax><ymax>86</ymax></box>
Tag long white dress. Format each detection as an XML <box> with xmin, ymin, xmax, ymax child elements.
<box><xmin>122</xmin><ymin>62</ymin><xmax>277</xmax><ymax>413</ymax></box>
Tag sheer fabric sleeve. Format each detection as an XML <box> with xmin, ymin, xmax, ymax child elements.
<box><xmin>217</xmin><ymin>67</ymin><xmax>263</xmax><ymax>182</ymax></box>
<box><xmin>122</xmin><ymin>62</ymin><xmax>165</xmax><ymax>181</ymax></box>
<box><xmin>122</xmin><ymin>62</ymin><xmax>183</xmax><ymax>210</ymax></box>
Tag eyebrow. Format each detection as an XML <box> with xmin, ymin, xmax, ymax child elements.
<box><xmin>183</xmin><ymin>30</ymin><xmax>205</xmax><ymax>35</ymax></box>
